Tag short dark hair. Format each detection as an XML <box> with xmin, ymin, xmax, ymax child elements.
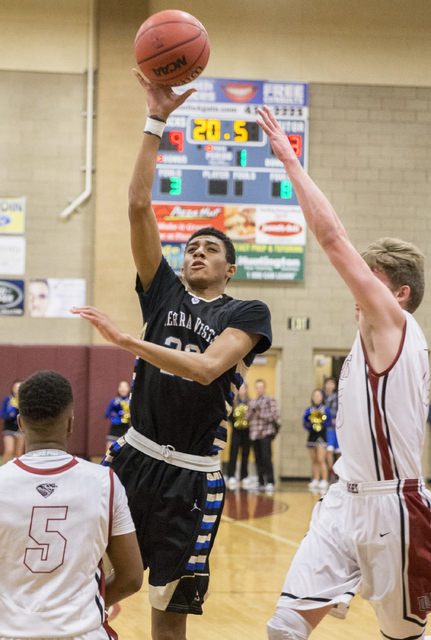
<box><xmin>186</xmin><ymin>227</ymin><xmax>236</xmax><ymax>264</ymax></box>
<box><xmin>19</xmin><ymin>371</ymin><xmax>73</xmax><ymax>423</ymax></box>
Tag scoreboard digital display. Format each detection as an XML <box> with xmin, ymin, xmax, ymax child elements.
<box><xmin>153</xmin><ymin>77</ymin><xmax>309</xmax><ymax>281</ymax></box>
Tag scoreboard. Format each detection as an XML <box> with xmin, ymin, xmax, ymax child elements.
<box><xmin>153</xmin><ymin>77</ymin><xmax>309</xmax><ymax>281</ymax></box>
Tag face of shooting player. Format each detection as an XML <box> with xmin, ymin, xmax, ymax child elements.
<box><xmin>28</xmin><ymin>280</ymin><xmax>50</xmax><ymax>317</ymax></box>
<box><xmin>181</xmin><ymin>235</ymin><xmax>236</xmax><ymax>290</ymax></box>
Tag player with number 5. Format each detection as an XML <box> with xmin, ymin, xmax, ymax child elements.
<box><xmin>0</xmin><ymin>370</ymin><xmax>143</xmax><ymax>639</ymax></box>
<box><xmin>72</xmin><ymin>77</ymin><xmax>272</xmax><ymax>640</ymax></box>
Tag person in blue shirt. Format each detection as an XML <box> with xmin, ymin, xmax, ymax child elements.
<box><xmin>323</xmin><ymin>377</ymin><xmax>340</xmax><ymax>479</ymax></box>
<box><xmin>0</xmin><ymin>380</ymin><xmax>24</xmax><ymax>463</ymax></box>
<box><xmin>303</xmin><ymin>388</ymin><xmax>332</xmax><ymax>493</ymax></box>
<box><xmin>104</xmin><ymin>381</ymin><xmax>131</xmax><ymax>451</ymax></box>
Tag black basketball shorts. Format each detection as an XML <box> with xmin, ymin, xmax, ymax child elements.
<box><xmin>108</xmin><ymin>439</ymin><xmax>225</xmax><ymax>615</ymax></box>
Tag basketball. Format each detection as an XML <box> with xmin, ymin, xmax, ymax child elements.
<box><xmin>134</xmin><ymin>10</ymin><xmax>210</xmax><ymax>86</ymax></box>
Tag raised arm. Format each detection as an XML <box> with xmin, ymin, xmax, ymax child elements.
<box><xmin>128</xmin><ymin>73</ymin><xmax>196</xmax><ymax>290</ymax></box>
<box><xmin>257</xmin><ymin>107</ymin><xmax>406</xmax><ymax>370</ymax></box>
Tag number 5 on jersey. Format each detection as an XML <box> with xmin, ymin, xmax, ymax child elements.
<box><xmin>24</xmin><ymin>506</ymin><xmax>68</xmax><ymax>573</ymax></box>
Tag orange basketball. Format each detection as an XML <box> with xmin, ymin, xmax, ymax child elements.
<box><xmin>134</xmin><ymin>10</ymin><xmax>210</xmax><ymax>86</ymax></box>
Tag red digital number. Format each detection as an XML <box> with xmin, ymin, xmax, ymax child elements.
<box><xmin>288</xmin><ymin>134</ymin><xmax>302</xmax><ymax>157</ymax></box>
<box><xmin>169</xmin><ymin>130</ymin><xmax>184</xmax><ymax>153</ymax></box>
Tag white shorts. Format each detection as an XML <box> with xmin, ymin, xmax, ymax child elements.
<box><xmin>0</xmin><ymin>622</ymin><xmax>117</xmax><ymax>640</ymax></box>
<box><xmin>277</xmin><ymin>478</ymin><xmax>431</xmax><ymax>639</ymax></box>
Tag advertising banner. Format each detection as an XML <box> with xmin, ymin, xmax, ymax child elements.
<box><xmin>0</xmin><ymin>279</ymin><xmax>25</xmax><ymax>316</ymax></box>
<box><xmin>28</xmin><ymin>279</ymin><xmax>86</xmax><ymax>318</ymax></box>
<box><xmin>0</xmin><ymin>236</ymin><xmax>26</xmax><ymax>275</ymax></box>
<box><xmin>0</xmin><ymin>197</ymin><xmax>26</xmax><ymax>234</ymax></box>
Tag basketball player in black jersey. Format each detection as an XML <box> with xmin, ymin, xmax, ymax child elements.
<box><xmin>73</xmin><ymin>75</ymin><xmax>272</xmax><ymax>640</ymax></box>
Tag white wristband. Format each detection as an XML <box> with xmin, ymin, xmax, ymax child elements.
<box><xmin>144</xmin><ymin>116</ymin><xmax>166</xmax><ymax>139</ymax></box>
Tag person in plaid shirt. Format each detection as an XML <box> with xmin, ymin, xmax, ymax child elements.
<box><xmin>246</xmin><ymin>379</ymin><xmax>279</xmax><ymax>493</ymax></box>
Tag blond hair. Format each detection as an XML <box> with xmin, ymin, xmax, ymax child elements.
<box><xmin>361</xmin><ymin>238</ymin><xmax>425</xmax><ymax>313</ymax></box>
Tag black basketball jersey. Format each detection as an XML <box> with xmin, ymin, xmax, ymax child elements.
<box><xmin>130</xmin><ymin>257</ymin><xmax>272</xmax><ymax>456</ymax></box>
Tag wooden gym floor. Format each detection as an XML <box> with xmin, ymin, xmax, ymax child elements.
<box><xmin>108</xmin><ymin>482</ymin><xmax>431</xmax><ymax>639</ymax></box>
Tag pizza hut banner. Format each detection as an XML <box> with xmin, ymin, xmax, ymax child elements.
<box><xmin>158</xmin><ymin>204</ymin><xmax>306</xmax><ymax>281</ymax></box>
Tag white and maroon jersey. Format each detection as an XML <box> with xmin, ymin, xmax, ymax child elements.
<box><xmin>334</xmin><ymin>311</ymin><xmax>430</xmax><ymax>483</ymax></box>
<box><xmin>0</xmin><ymin>451</ymin><xmax>135</xmax><ymax>638</ymax></box>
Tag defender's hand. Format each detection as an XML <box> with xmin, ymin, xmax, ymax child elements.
<box><xmin>257</xmin><ymin>106</ymin><xmax>297</xmax><ymax>165</ymax></box>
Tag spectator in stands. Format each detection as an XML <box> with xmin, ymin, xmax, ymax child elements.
<box><xmin>246</xmin><ymin>379</ymin><xmax>279</xmax><ymax>494</ymax></box>
<box><xmin>227</xmin><ymin>383</ymin><xmax>252</xmax><ymax>489</ymax></box>
<box><xmin>323</xmin><ymin>377</ymin><xmax>340</xmax><ymax>480</ymax></box>
<box><xmin>104</xmin><ymin>381</ymin><xmax>131</xmax><ymax>452</ymax></box>
<box><xmin>0</xmin><ymin>380</ymin><xmax>24</xmax><ymax>463</ymax></box>
<box><xmin>303</xmin><ymin>389</ymin><xmax>332</xmax><ymax>493</ymax></box>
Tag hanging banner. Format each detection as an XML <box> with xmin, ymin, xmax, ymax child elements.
<box><xmin>0</xmin><ymin>197</ymin><xmax>26</xmax><ymax>234</ymax></box>
<box><xmin>0</xmin><ymin>236</ymin><xmax>26</xmax><ymax>275</ymax></box>
<box><xmin>28</xmin><ymin>278</ymin><xmax>86</xmax><ymax>318</ymax></box>
<box><xmin>0</xmin><ymin>279</ymin><xmax>25</xmax><ymax>316</ymax></box>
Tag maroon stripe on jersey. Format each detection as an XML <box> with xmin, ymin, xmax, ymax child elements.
<box><xmin>108</xmin><ymin>467</ymin><xmax>114</xmax><ymax>539</ymax></box>
<box><xmin>368</xmin><ymin>372</ymin><xmax>394</xmax><ymax>480</ymax></box>
<box><xmin>13</xmin><ymin>457</ymin><xmax>79</xmax><ymax>475</ymax></box>
<box><xmin>360</xmin><ymin>319</ymin><xmax>406</xmax><ymax>378</ymax></box>
<box><xmin>402</xmin><ymin>481</ymin><xmax>431</xmax><ymax>621</ymax></box>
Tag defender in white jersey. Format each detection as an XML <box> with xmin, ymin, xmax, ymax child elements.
<box><xmin>257</xmin><ymin>107</ymin><xmax>431</xmax><ymax>640</ymax></box>
<box><xmin>0</xmin><ymin>371</ymin><xmax>143</xmax><ymax>640</ymax></box>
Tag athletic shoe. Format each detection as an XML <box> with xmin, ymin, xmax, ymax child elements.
<box><xmin>257</xmin><ymin>484</ymin><xmax>266</xmax><ymax>492</ymax></box>
<box><xmin>265</xmin><ymin>483</ymin><xmax>274</xmax><ymax>494</ymax></box>
<box><xmin>227</xmin><ymin>476</ymin><xmax>238</xmax><ymax>489</ymax></box>
<box><xmin>240</xmin><ymin>477</ymin><xmax>253</xmax><ymax>488</ymax></box>
<box><xmin>308</xmin><ymin>479</ymin><xmax>319</xmax><ymax>489</ymax></box>
<box><xmin>318</xmin><ymin>479</ymin><xmax>329</xmax><ymax>493</ymax></box>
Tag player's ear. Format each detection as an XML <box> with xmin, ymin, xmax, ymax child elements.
<box><xmin>395</xmin><ymin>284</ymin><xmax>411</xmax><ymax>306</ymax></box>
<box><xmin>226</xmin><ymin>263</ymin><xmax>236</xmax><ymax>281</ymax></box>
<box><xmin>67</xmin><ymin>414</ymin><xmax>74</xmax><ymax>437</ymax></box>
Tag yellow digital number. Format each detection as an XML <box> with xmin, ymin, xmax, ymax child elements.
<box><xmin>234</xmin><ymin>120</ymin><xmax>248</xmax><ymax>142</ymax></box>
<box><xmin>207</xmin><ymin>119</ymin><xmax>221</xmax><ymax>141</ymax></box>
<box><xmin>193</xmin><ymin>119</ymin><xmax>207</xmax><ymax>141</ymax></box>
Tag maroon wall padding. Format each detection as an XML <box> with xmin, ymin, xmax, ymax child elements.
<box><xmin>0</xmin><ymin>345</ymin><xmax>135</xmax><ymax>457</ymax></box>
<box><xmin>87</xmin><ymin>347</ymin><xmax>135</xmax><ymax>457</ymax></box>
<box><xmin>0</xmin><ymin>345</ymin><xmax>89</xmax><ymax>455</ymax></box>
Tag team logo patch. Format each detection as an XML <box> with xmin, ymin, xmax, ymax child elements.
<box><xmin>191</xmin><ymin>297</ymin><xmax>200</xmax><ymax>305</ymax></box>
<box><xmin>36</xmin><ymin>483</ymin><xmax>58</xmax><ymax>498</ymax></box>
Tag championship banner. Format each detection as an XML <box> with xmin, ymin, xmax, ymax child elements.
<box><xmin>0</xmin><ymin>197</ymin><xmax>26</xmax><ymax>234</ymax></box>
<box><xmin>152</xmin><ymin>77</ymin><xmax>309</xmax><ymax>281</ymax></box>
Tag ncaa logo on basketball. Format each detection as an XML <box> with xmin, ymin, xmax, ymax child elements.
<box><xmin>153</xmin><ymin>55</ymin><xmax>188</xmax><ymax>78</ymax></box>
